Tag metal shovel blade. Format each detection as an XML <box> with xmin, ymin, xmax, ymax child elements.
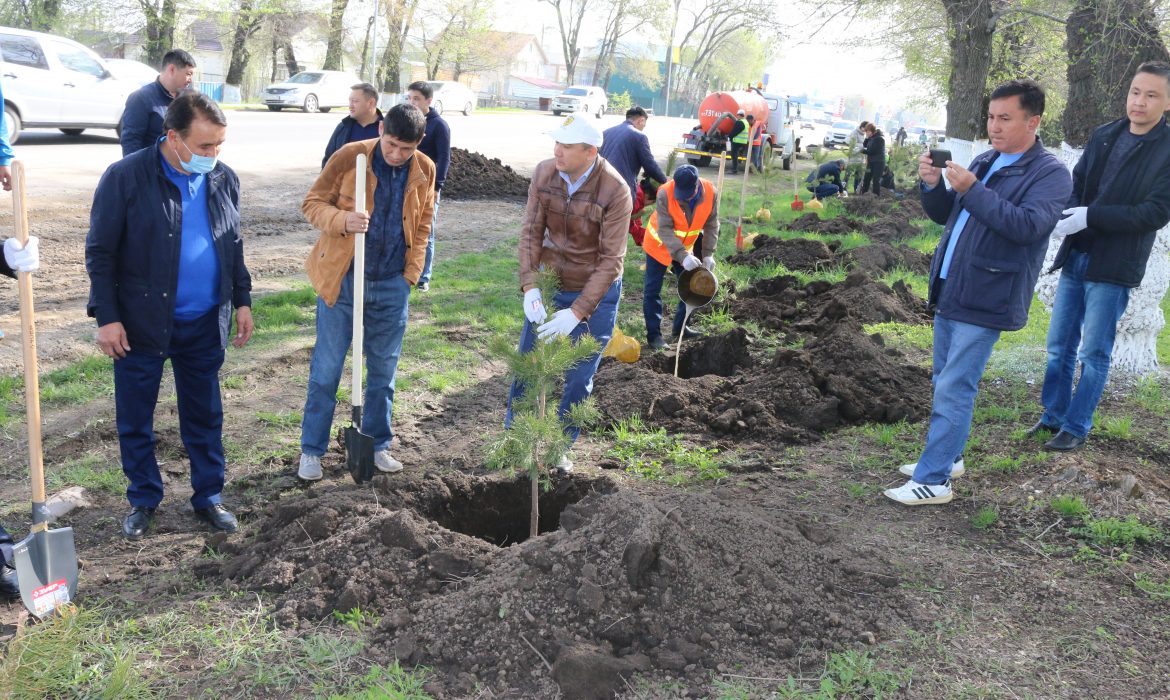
<box><xmin>344</xmin><ymin>407</ymin><xmax>376</xmax><ymax>484</ymax></box>
<box><xmin>13</xmin><ymin>526</ymin><xmax>79</xmax><ymax>618</ymax></box>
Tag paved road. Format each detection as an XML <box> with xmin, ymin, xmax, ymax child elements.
<box><xmin>6</xmin><ymin>108</ymin><xmax>698</xmax><ymax>202</ymax></box>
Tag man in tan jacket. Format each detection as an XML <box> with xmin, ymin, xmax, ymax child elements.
<box><xmin>507</xmin><ymin>115</ymin><xmax>631</xmax><ymax>472</ymax></box>
<box><xmin>297</xmin><ymin>104</ymin><xmax>436</xmax><ymax>481</ymax></box>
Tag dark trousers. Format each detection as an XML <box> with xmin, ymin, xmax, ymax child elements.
<box><xmin>0</xmin><ymin>524</ymin><xmax>13</xmax><ymax>567</ymax></box>
<box><xmin>114</xmin><ymin>309</ymin><xmax>226</xmax><ymax>510</ymax></box>
<box><xmin>730</xmin><ymin>142</ymin><xmax>747</xmax><ymax>172</ymax></box>
<box><xmin>861</xmin><ymin>162</ymin><xmax>884</xmax><ymax>196</ymax></box>
<box><xmin>643</xmin><ymin>254</ymin><xmax>687</xmax><ymax>343</ymax></box>
<box><xmin>813</xmin><ymin>183</ymin><xmax>842</xmax><ymax>199</ymax></box>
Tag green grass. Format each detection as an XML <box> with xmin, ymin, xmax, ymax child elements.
<box><xmin>1133</xmin><ymin>573</ymin><xmax>1170</xmax><ymax>599</ymax></box>
<box><xmin>607</xmin><ymin>415</ymin><xmax>728</xmax><ymax>485</ymax></box>
<box><xmin>1051</xmin><ymin>494</ymin><xmax>1090</xmax><ymax>519</ymax></box>
<box><xmin>1072</xmin><ymin>515</ymin><xmax>1163</xmax><ymax>550</ymax></box>
<box><xmin>971</xmin><ymin>506</ymin><xmax>999</xmax><ymax>530</ymax></box>
<box><xmin>1132</xmin><ymin>376</ymin><xmax>1170</xmax><ymax>413</ymax></box>
<box><xmin>1098</xmin><ymin>414</ymin><xmax>1134</xmax><ymax>440</ymax></box>
<box><xmin>46</xmin><ymin>453</ymin><xmax>124</xmax><ymax>496</ymax></box>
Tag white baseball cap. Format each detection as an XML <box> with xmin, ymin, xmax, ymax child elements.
<box><xmin>548</xmin><ymin>115</ymin><xmax>603</xmax><ymax>147</ymax></box>
<box><xmin>736</xmin><ymin>109</ymin><xmax>745</xmax><ymax>116</ymax></box>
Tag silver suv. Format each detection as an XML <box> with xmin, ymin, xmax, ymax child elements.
<box><xmin>0</xmin><ymin>26</ymin><xmax>133</xmax><ymax>142</ymax></box>
<box><xmin>551</xmin><ymin>85</ymin><xmax>607</xmax><ymax>119</ymax></box>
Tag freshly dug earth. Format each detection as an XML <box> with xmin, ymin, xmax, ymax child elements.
<box><xmin>197</xmin><ymin>470</ymin><xmax>907</xmax><ymax>699</ymax></box>
<box><xmin>780</xmin><ymin>196</ymin><xmax>927</xmax><ymax>243</ymax></box>
<box><xmin>444</xmin><ymin>148</ymin><xmax>531</xmax><ymax>200</ymax></box>
<box><xmin>734</xmin><ymin>270</ymin><xmax>931</xmax><ymax>329</ymax></box>
<box><xmin>728</xmin><ymin>235</ymin><xmax>931</xmax><ymax>276</ymax></box>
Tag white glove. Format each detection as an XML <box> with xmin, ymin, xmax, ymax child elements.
<box><xmin>703</xmin><ymin>256</ymin><xmax>715</xmax><ymax>271</ymax></box>
<box><xmin>3</xmin><ymin>236</ymin><xmax>39</xmax><ymax>273</ymax></box>
<box><xmin>537</xmin><ymin>308</ymin><xmax>581</xmax><ymax>342</ymax></box>
<box><xmin>682</xmin><ymin>254</ymin><xmax>702</xmax><ymax>271</ymax></box>
<box><xmin>1053</xmin><ymin>207</ymin><xmax>1088</xmax><ymax>238</ymax></box>
<box><xmin>523</xmin><ymin>288</ymin><xmax>546</xmax><ymax>324</ymax></box>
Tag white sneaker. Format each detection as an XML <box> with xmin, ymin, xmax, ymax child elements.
<box><xmin>554</xmin><ymin>454</ymin><xmax>573</xmax><ymax>474</ymax></box>
<box><xmin>884</xmin><ymin>479</ymin><xmax>953</xmax><ymax>505</ymax></box>
<box><xmin>298</xmin><ymin>453</ymin><xmax>322</xmax><ymax>481</ymax></box>
<box><xmin>375</xmin><ymin>450</ymin><xmax>403</xmax><ymax>473</ymax></box>
<box><xmin>898</xmin><ymin>458</ymin><xmax>965</xmax><ymax>479</ymax></box>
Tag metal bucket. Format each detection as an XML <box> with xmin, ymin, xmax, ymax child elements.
<box><xmin>678</xmin><ymin>267</ymin><xmax>719</xmax><ymax>308</ymax></box>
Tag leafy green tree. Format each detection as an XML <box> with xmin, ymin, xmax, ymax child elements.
<box><xmin>486</xmin><ymin>272</ymin><xmax>600</xmax><ymax>539</ymax></box>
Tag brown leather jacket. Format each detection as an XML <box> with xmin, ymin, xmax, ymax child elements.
<box><xmin>302</xmin><ymin>139</ymin><xmax>436</xmax><ymax>306</ymax></box>
<box><xmin>519</xmin><ymin>156</ymin><xmax>631</xmax><ymax>319</ymax></box>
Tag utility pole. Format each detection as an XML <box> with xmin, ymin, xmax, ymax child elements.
<box><xmin>663</xmin><ymin>0</ymin><xmax>681</xmax><ymax>117</ymax></box>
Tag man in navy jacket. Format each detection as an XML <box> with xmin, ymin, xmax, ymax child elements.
<box><xmin>321</xmin><ymin>82</ymin><xmax>384</xmax><ymax>169</ymax></box>
<box><xmin>1033</xmin><ymin>62</ymin><xmax>1170</xmax><ymax>451</ymax></box>
<box><xmin>885</xmin><ymin>79</ymin><xmax>1071</xmax><ymax>506</ymax></box>
<box><xmin>600</xmin><ymin>106</ymin><xmax>668</xmax><ymax>203</ymax></box>
<box><xmin>87</xmin><ymin>92</ymin><xmax>254</xmax><ymax>539</ymax></box>
<box><xmin>120</xmin><ymin>49</ymin><xmax>196</xmax><ymax>156</ymax></box>
<box><xmin>406</xmin><ymin>81</ymin><xmax>451</xmax><ymax>292</ymax></box>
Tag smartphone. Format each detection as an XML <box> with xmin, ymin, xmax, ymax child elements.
<box><xmin>929</xmin><ymin>149</ymin><xmax>952</xmax><ymax>168</ymax></box>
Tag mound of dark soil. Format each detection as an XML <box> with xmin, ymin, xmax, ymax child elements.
<box><xmin>842</xmin><ymin>193</ymin><xmax>924</xmax><ymax>220</ymax></box>
<box><xmin>782</xmin><ymin>212</ymin><xmax>859</xmax><ymax>236</ymax></box>
<box><xmin>727</xmin><ymin>236</ymin><xmax>839</xmax><ymax>269</ymax></box>
<box><xmin>735</xmin><ymin>270</ymin><xmax>930</xmax><ymax>330</ymax></box>
<box><xmin>195</xmin><ymin>472</ymin><xmax>907</xmax><ymax>698</ymax></box>
<box><xmin>443</xmin><ymin>148</ymin><xmax>530</xmax><ymax>200</ymax></box>
<box><xmin>838</xmin><ymin>242</ymin><xmax>933</xmax><ymax>276</ymax></box>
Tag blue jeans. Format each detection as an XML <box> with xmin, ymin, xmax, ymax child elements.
<box><xmin>1040</xmin><ymin>250</ymin><xmax>1130</xmax><ymax>438</ymax></box>
<box><xmin>812</xmin><ymin>183</ymin><xmax>841</xmax><ymax>200</ymax></box>
<box><xmin>912</xmin><ymin>314</ymin><xmax>1001</xmax><ymax>485</ymax></box>
<box><xmin>418</xmin><ymin>192</ymin><xmax>441</xmax><ymax>285</ymax></box>
<box><xmin>642</xmin><ymin>253</ymin><xmax>686</xmax><ymax>343</ymax></box>
<box><xmin>114</xmin><ymin>309</ymin><xmax>225</xmax><ymax>510</ymax></box>
<box><xmin>505</xmin><ymin>280</ymin><xmax>621</xmax><ymax>442</ymax></box>
<box><xmin>300</xmin><ymin>269</ymin><xmax>411</xmax><ymax>456</ymax></box>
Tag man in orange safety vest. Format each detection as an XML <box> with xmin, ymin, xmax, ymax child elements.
<box><xmin>641</xmin><ymin>164</ymin><xmax>720</xmax><ymax>349</ymax></box>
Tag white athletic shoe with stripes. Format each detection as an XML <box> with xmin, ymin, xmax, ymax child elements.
<box><xmin>898</xmin><ymin>458</ymin><xmax>965</xmax><ymax>479</ymax></box>
<box><xmin>884</xmin><ymin>479</ymin><xmax>953</xmax><ymax>505</ymax></box>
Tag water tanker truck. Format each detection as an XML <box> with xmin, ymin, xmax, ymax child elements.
<box><xmin>684</xmin><ymin>87</ymin><xmax>801</xmax><ymax>170</ymax></box>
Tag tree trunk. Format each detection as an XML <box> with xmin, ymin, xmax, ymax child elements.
<box><xmin>942</xmin><ymin>0</ymin><xmax>997</xmax><ymax>140</ymax></box>
<box><xmin>1063</xmin><ymin>0</ymin><xmax>1170</xmax><ymax>146</ymax></box>
<box><xmin>271</xmin><ymin>35</ymin><xmax>278</xmax><ymax>82</ymax></box>
<box><xmin>225</xmin><ymin>0</ymin><xmax>260</xmax><ymax>86</ymax></box>
<box><xmin>27</xmin><ymin>0</ymin><xmax>60</xmax><ymax>31</ymax></box>
<box><xmin>377</xmin><ymin>0</ymin><xmax>418</xmax><ymax>92</ymax></box>
<box><xmin>139</xmin><ymin>0</ymin><xmax>178</xmax><ymax>69</ymax></box>
<box><xmin>322</xmin><ymin>0</ymin><xmax>350</xmax><ymax>71</ymax></box>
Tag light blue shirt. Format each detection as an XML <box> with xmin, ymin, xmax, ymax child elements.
<box><xmin>939</xmin><ymin>152</ymin><xmax>1024</xmax><ymax>279</ymax></box>
<box><xmin>559</xmin><ymin>159</ymin><xmax>597</xmax><ymax>197</ymax></box>
<box><xmin>160</xmin><ymin>145</ymin><xmax>220</xmax><ymax>320</ymax></box>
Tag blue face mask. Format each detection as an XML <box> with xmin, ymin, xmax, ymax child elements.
<box><xmin>175</xmin><ymin>137</ymin><xmax>217</xmax><ymax>174</ymax></box>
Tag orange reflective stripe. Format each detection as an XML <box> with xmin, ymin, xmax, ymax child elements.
<box><xmin>642</xmin><ymin>180</ymin><xmax>714</xmax><ymax>267</ymax></box>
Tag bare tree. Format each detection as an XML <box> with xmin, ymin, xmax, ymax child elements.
<box><xmin>137</xmin><ymin>0</ymin><xmax>177</xmax><ymax>67</ymax></box>
<box><xmin>377</xmin><ymin>0</ymin><xmax>420</xmax><ymax>92</ymax></box>
<box><xmin>593</xmin><ymin>0</ymin><xmax>667</xmax><ymax>89</ymax></box>
<box><xmin>1063</xmin><ymin>0</ymin><xmax>1170</xmax><ymax>145</ymax></box>
<box><xmin>541</xmin><ymin>0</ymin><xmax>588</xmax><ymax>84</ymax></box>
<box><xmin>321</xmin><ymin>0</ymin><xmax>349</xmax><ymax>70</ymax></box>
<box><xmin>670</xmin><ymin>0</ymin><xmax>775</xmax><ymax>105</ymax></box>
<box><xmin>226</xmin><ymin>0</ymin><xmax>264</xmax><ymax>86</ymax></box>
<box><xmin>6</xmin><ymin>0</ymin><xmax>60</xmax><ymax>30</ymax></box>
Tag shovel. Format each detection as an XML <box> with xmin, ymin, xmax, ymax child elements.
<box><xmin>673</xmin><ymin>267</ymin><xmax>719</xmax><ymax>378</ymax></box>
<box><xmin>345</xmin><ymin>153</ymin><xmax>376</xmax><ymax>484</ymax></box>
<box><xmin>9</xmin><ymin>161</ymin><xmax>79</xmax><ymax>617</ymax></box>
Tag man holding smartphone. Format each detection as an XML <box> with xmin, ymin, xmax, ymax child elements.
<box><xmin>1030</xmin><ymin>61</ymin><xmax>1170</xmax><ymax>451</ymax></box>
<box><xmin>885</xmin><ymin>79</ymin><xmax>1071</xmax><ymax>506</ymax></box>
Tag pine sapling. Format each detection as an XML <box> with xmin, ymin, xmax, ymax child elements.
<box><xmin>486</xmin><ymin>271</ymin><xmax>600</xmax><ymax>538</ymax></box>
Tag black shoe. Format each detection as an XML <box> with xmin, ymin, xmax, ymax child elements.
<box><xmin>1</xmin><ymin>564</ymin><xmax>19</xmax><ymax>600</ymax></box>
<box><xmin>122</xmin><ymin>506</ymin><xmax>156</xmax><ymax>541</ymax></box>
<box><xmin>1026</xmin><ymin>420</ymin><xmax>1060</xmax><ymax>438</ymax></box>
<box><xmin>195</xmin><ymin>504</ymin><xmax>239</xmax><ymax>533</ymax></box>
<box><xmin>1045</xmin><ymin>430</ymin><xmax>1086</xmax><ymax>452</ymax></box>
<box><xmin>648</xmin><ymin>337</ymin><xmax>666</xmax><ymax>350</ymax></box>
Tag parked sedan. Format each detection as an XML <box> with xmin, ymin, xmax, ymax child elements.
<box><xmin>0</xmin><ymin>25</ymin><xmax>133</xmax><ymax>142</ymax></box>
<box><xmin>263</xmin><ymin>70</ymin><xmax>359</xmax><ymax>113</ymax></box>
<box><xmin>427</xmin><ymin>80</ymin><xmax>476</xmax><ymax>116</ymax></box>
<box><xmin>822</xmin><ymin>120</ymin><xmax>856</xmax><ymax>148</ymax></box>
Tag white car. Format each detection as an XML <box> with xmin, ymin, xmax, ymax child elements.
<box><xmin>427</xmin><ymin>80</ymin><xmax>476</xmax><ymax>116</ymax></box>
<box><xmin>105</xmin><ymin>58</ymin><xmax>158</xmax><ymax>88</ymax></box>
<box><xmin>823</xmin><ymin>120</ymin><xmax>856</xmax><ymax>148</ymax></box>
<box><xmin>263</xmin><ymin>70</ymin><xmax>359</xmax><ymax>113</ymax></box>
<box><xmin>551</xmin><ymin>85</ymin><xmax>607</xmax><ymax>119</ymax></box>
<box><xmin>0</xmin><ymin>26</ymin><xmax>134</xmax><ymax>142</ymax></box>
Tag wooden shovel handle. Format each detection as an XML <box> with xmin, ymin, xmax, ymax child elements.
<box><xmin>11</xmin><ymin>161</ymin><xmax>47</xmax><ymax>514</ymax></box>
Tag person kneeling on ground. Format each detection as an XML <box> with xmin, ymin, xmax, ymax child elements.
<box><xmin>885</xmin><ymin>79</ymin><xmax>1071</xmax><ymax>506</ymax></box>
<box><xmin>507</xmin><ymin>116</ymin><xmax>631</xmax><ymax>473</ymax></box>
<box><xmin>806</xmin><ymin>159</ymin><xmax>846</xmax><ymax>200</ymax></box>
<box><xmin>642</xmin><ymin>164</ymin><xmax>720</xmax><ymax>350</ymax></box>
<box><xmin>297</xmin><ymin>104</ymin><xmax>436</xmax><ymax>481</ymax></box>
